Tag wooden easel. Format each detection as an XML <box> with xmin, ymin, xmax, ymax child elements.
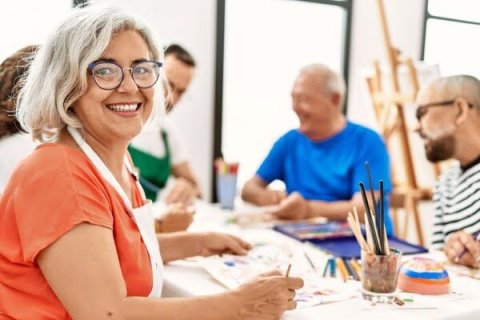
<box><xmin>365</xmin><ymin>0</ymin><xmax>440</xmax><ymax>246</ymax></box>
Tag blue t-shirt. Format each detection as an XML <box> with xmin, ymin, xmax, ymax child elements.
<box><xmin>256</xmin><ymin>121</ymin><xmax>393</xmax><ymax>235</ymax></box>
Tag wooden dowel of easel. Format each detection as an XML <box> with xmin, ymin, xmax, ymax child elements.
<box><xmin>405</xmin><ymin>57</ymin><xmax>420</xmax><ymax>94</ymax></box>
<box><xmin>375</xmin><ymin>0</ymin><xmax>394</xmax><ymax>55</ymax></box>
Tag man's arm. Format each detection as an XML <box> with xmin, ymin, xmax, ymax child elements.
<box><xmin>270</xmin><ymin>191</ymin><xmax>379</xmax><ymax>221</ymax></box>
<box><xmin>308</xmin><ymin>192</ymin><xmax>379</xmax><ymax>220</ymax></box>
<box><xmin>241</xmin><ymin>175</ymin><xmax>286</xmax><ymax>206</ymax></box>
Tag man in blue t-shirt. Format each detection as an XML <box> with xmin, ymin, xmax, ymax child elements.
<box><xmin>241</xmin><ymin>64</ymin><xmax>393</xmax><ymax>235</ymax></box>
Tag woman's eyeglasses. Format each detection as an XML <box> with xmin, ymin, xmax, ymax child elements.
<box><xmin>87</xmin><ymin>60</ymin><xmax>162</xmax><ymax>90</ymax></box>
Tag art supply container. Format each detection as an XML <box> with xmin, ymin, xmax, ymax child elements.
<box><xmin>361</xmin><ymin>248</ymin><xmax>402</xmax><ymax>303</ymax></box>
<box><xmin>216</xmin><ymin>173</ymin><xmax>237</xmax><ymax>210</ymax></box>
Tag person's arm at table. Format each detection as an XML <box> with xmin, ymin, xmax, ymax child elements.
<box><xmin>444</xmin><ymin>231</ymin><xmax>480</xmax><ymax>268</ymax></box>
<box><xmin>241</xmin><ymin>175</ymin><xmax>287</xmax><ymax>206</ymax></box>
<box><xmin>166</xmin><ymin>161</ymin><xmax>202</xmax><ymax>205</ymax></box>
<box><xmin>38</xmin><ymin>223</ymin><xmax>302</xmax><ymax>320</ymax></box>
<box><xmin>158</xmin><ymin>231</ymin><xmax>251</xmax><ymax>263</ymax></box>
<box><xmin>155</xmin><ymin>203</ymin><xmax>194</xmax><ymax>233</ymax></box>
<box><xmin>269</xmin><ymin>191</ymin><xmax>379</xmax><ymax>221</ymax></box>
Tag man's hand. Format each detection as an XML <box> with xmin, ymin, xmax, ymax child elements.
<box><xmin>444</xmin><ymin>231</ymin><xmax>480</xmax><ymax>268</ymax></box>
<box><xmin>263</xmin><ymin>190</ymin><xmax>288</xmax><ymax>205</ymax></box>
<box><xmin>165</xmin><ymin>178</ymin><xmax>198</xmax><ymax>205</ymax></box>
<box><xmin>241</xmin><ymin>176</ymin><xmax>287</xmax><ymax>206</ymax></box>
<box><xmin>268</xmin><ymin>192</ymin><xmax>312</xmax><ymax>220</ymax></box>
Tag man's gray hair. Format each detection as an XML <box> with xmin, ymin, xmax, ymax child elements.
<box><xmin>16</xmin><ymin>5</ymin><xmax>162</xmax><ymax>142</ymax></box>
<box><xmin>299</xmin><ymin>64</ymin><xmax>346</xmax><ymax>106</ymax></box>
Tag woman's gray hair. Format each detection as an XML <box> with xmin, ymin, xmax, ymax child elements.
<box><xmin>16</xmin><ymin>5</ymin><xmax>162</xmax><ymax>142</ymax></box>
<box><xmin>299</xmin><ymin>64</ymin><xmax>347</xmax><ymax>107</ymax></box>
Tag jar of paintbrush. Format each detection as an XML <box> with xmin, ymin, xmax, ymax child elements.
<box><xmin>347</xmin><ymin>170</ymin><xmax>403</xmax><ymax>303</ymax></box>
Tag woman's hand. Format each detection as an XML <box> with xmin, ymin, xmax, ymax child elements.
<box><xmin>230</xmin><ymin>270</ymin><xmax>304</xmax><ymax>320</ymax></box>
<box><xmin>155</xmin><ymin>203</ymin><xmax>194</xmax><ymax>233</ymax></box>
<box><xmin>166</xmin><ymin>178</ymin><xmax>199</xmax><ymax>205</ymax></box>
<box><xmin>195</xmin><ymin>232</ymin><xmax>253</xmax><ymax>257</ymax></box>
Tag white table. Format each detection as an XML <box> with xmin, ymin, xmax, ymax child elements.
<box><xmin>161</xmin><ymin>201</ymin><xmax>480</xmax><ymax>320</ymax></box>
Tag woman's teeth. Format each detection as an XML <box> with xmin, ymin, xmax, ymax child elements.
<box><xmin>107</xmin><ymin>103</ymin><xmax>139</xmax><ymax>112</ymax></box>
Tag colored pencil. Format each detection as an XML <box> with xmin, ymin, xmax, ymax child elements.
<box><xmin>336</xmin><ymin>258</ymin><xmax>348</xmax><ymax>282</ymax></box>
<box><xmin>343</xmin><ymin>259</ymin><xmax>358</xmax><ymax>281</ymax></box>
<box><xmin>322</xmin><ymin>258</ymin><xmax>330</xmax><ymax>277</ymax></box>
<box><xmin>330</xmin><ymin>258</ymin><xmax>336</xmax><ymax>278</ymax></box>
<box><xmin>350</xmin><ymin>259</ymin><xmax>362</xmax><ymax>280</ymax></box>
<box><xmin>303</xmin><ymin>251</ymin><xmax>316</xmax><ymax>271</ymax></box>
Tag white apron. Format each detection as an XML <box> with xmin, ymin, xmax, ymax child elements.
<box><xmin>67</xmin><ymin>126</ymin><xmax>163</xmax><ymax>297</ymax></box>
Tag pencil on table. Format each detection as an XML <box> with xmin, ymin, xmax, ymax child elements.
<box><xmin>343</xmin><ymin>258</ymin><xmax>358</xmax><ymax>281</ymax></box>
<box><xmin>322</xmin><ymin>258</ymin><xmax>330</xmax><ymax>277</ymax></box>
<box><xmin>330</xmin><ymin>258</ymin><xmax>337</xmax><ymax>278</ymax></box>
<box><xmin>336</xmin><ymin>258</ymin><xmax>348</xmax><ymax>282</ymax></box>
<box><xmin>303</xmin><ymin>251</ymin><xmax>316</xmax><ymax>271</ymax></box>
<box><xmin>350</xmin><ymin>259</ymin><xmax>362</xmax><ymax>280</ymax></box>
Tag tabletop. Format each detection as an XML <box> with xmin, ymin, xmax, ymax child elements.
<box><xmin>159</xmin><ymin>201</ymin><xmax>480</xmax><ymax>320</ymax></box>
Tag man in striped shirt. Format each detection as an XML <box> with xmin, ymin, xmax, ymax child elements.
<box><xmin>416</xmin><ymin>75</ymin><xmax>480</xmax><ymax>268</ymax></box>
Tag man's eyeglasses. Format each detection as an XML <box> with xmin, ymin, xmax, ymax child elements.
<box><xmin>87</xmin><ymin>60</ymin><xmax>162</xmax><ymax>90</ymax></box>
<box><xmin>415</xmin><ymin>98</ymin><xmax>473</xmax><ymax>121</ymax></box>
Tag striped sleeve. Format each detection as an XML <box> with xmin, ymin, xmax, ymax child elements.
<box><xmin>430</xmin><ymin>163</ymin><xmax>480</xmax><ymax>249</ymax></box>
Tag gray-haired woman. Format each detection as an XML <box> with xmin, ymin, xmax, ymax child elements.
<box><xmin>0</xmin><ymin>5</ymin><xmax>302</xmax><ymax>320</ymax></box>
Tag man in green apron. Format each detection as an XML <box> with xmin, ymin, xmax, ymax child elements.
<box><xmin>129</xmin><ymin>44</ymin><xmax>202</xmax><ymax>205</ymax></box>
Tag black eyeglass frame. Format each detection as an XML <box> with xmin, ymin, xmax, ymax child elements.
<box><xmin>87</xmin><ymin>60</ymin><xmax>163</xmax><ymax>90</ymax></box>
<box><xmin>415</xmin><ymin>98</ymin><xmax>474</xmax><ymax>121</ymax></box>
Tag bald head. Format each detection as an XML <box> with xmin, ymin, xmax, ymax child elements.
<box><xmin>416</xmin><ymin>74</ymin><xmax>480</xmax><ymax>164</ymax></box>
<box><xmin>418</xmin><ymin>75</ymin><xmax>480</xmax><ymax>109</ymax></box>
<box><xmin>298</xmin><ymin>64</ymin><xmax>346</xmax><ymax>107</ymax></box>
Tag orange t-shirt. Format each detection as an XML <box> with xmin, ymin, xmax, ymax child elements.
<box><xmin>0</xmin><ymin>144</ymin><xmax>153</xmax><ymax>319</ymax></box>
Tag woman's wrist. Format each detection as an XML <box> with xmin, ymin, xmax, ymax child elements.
<box><xmin>216</xmin><ymin>290</ymin><xmax>240</xmax><ymax>320</ymax></box>
<box><xmin>186</xmin><ymin>232</ymin><xmax>207</xmax><ymax>257</ymax></box>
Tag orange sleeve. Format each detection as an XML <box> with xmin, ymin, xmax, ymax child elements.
<box><xmin>11</xmin><ymin>145</ymin><xmax>114</xmax><ymax>264</ymax></box>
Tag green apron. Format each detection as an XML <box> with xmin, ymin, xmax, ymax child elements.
<box><xmin>128</xmin><ymin>130</ymin><xmax>172</xmax><ymax>201</ymax></box>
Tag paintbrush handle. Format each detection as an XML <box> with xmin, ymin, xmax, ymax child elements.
<box><xmin>360</xmin><ymin>183</ymin><xmax>381</xmax><ymax>254</ymax></box>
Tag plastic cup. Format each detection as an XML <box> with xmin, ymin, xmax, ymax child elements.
<box><xmin>216</xmin><ymin>174</ymin><xmax>237</xmax><ymax>210</ymax></box>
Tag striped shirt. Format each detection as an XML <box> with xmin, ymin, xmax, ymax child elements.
<box><xmin>431</xmin><ymin>161</ymin><xmax>480</xmax><ymax>249</ymax></box>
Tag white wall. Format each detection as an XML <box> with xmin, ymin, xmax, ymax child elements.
<box><xmin>0</xmin><ymin>0</ymin><xmax>72</xmax><ymax>61</ymax></box>
<box><xmin>91</xmin><ymin>0</ymin><xmax>428</xmax><ymax>208</ymax></box>
<box><xmin>347</xmin><ymin>0</ymin><xmax>426</xmax><ymax>127</ymax></box>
